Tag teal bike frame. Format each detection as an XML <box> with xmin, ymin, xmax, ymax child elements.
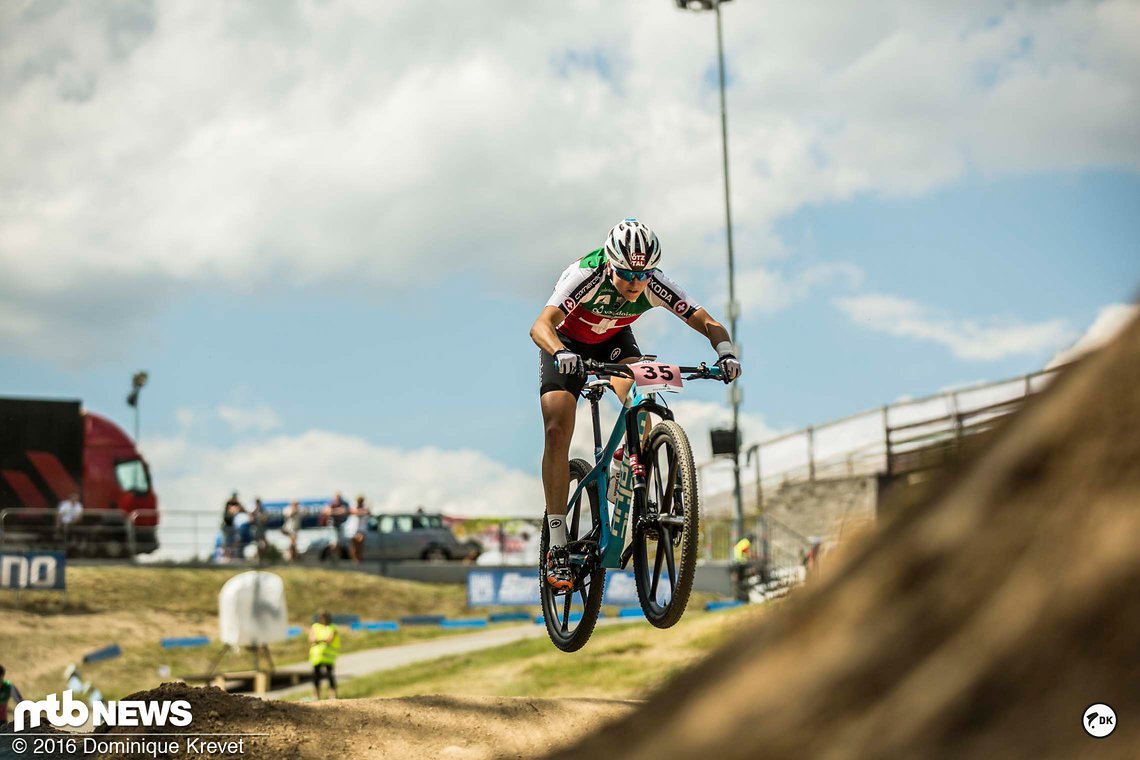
<box><xmin>566</xmin><ymin>361</ymin><xmax>719</xmax><ymax>570</ymax></box>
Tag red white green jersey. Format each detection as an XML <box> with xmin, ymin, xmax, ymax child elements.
<box><xmin>545</xmin><ymin>249</ymin><xmax>701</xmax><ymax>344</ymax></box>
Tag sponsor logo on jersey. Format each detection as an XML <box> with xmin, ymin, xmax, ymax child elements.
<box><xmin>563</xmin><ymin>298</ymin><xmax>576</xmax><ymax>311</ymax></box>
<box><xmin>647</xmin><ymin>277</ymin><xmax>674</xmax><ymax>304</ymax></box>
<box><xmin>610</xmin><ymin>347</ymin><xmax>621</xmax><ymax>360</ymax></box>
<box><xmin>674</xmin><ymin>300</ymin><xmax>689</xmax><ymax>315</ymax></box>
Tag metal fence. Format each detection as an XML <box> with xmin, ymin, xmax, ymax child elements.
<box><xmin>707</xmin><ymin>364</ymin><xmax>1065</xmax><ymax>511</ymax></box>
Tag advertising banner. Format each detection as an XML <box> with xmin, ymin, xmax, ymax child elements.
<box><xmin>466</xmin><ymin>568</ymin><xmax>668</xmax><ymax>607</ymax></box>
<box><xmin>1</xmin><ymin>550</ymin><xmax>66</xmax><ymax>590</ymax></box>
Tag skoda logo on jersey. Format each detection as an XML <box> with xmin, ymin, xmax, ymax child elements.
<box><xmin>647</xmin><ymin>278</ymin><xmax>672</xmax><ymax>303</ymax></box>
<box><xmin>610</xmin><ymin>347</ymin><xmax>621</xmax><ymax>360</ymax></box>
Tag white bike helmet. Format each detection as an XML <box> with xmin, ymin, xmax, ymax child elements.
<box><xmin>604</xmin><ymin>218</ymin><xmax>662</xmax><ymax>271</ymax></box>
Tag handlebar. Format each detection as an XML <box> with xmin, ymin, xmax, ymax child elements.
<box><xmin>582</xmin><ymin>359</ymin><xmax>724</xmax><ymax>382</ymax></box>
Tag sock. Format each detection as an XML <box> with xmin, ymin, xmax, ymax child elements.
<box><xmin>547</xmin><ymin>514</ymin><xmax>568</xmax><ymax>548</ymax></box>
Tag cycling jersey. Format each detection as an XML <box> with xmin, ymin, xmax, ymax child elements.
<box><xmin>545</xmin><ymin>249</ymin><xmax>701</xmax><ymax>344</ymax></box>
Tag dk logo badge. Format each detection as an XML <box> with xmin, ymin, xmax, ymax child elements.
<box><xmin>1083</xmin><ymin>703</ymin><xmax>1117</xmax><ymax>738</ymax></box>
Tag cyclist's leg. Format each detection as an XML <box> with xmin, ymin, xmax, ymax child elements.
<box><xmin>607</xmin><ymin>327</ymin><xmax>642</xmax><ymax>403</ymax></box>
<box><xmin>540</xmin><ymin>389</ymin><xmax>577</xmax><ymax>518</ymax></box>
<box><xmin>538</xmin><ymin>339</ymin><xmax>588</xmax><ymax>522</ymax></box>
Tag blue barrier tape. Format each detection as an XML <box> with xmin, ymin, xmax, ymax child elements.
<box><xmin>161</xmin><ymin>636</ymin><xmax>210</xmax><ymax>649</ymax></box>
<box><xmin>440</xmin><ymin>619</ymin><xmax>488</xmax><ymax>629</ymax></box>
<box><xmin>350</xmin><ymin>621</ymin><xmax>400</xmax><ymax>632</ymax></box>
<box><xmin>705</xmin><ymin>599</ymin><xmax>746</xmax><ymax>612</ymax></box>
<box><xmin>83</xmin><ymin>644</ymin><xmax>123</xmax><ymax>664</ymax></box>
<box><xmin>400</xmin><ymin>614</ymin><xmax>446</xmax><ymax>626</ymax></box>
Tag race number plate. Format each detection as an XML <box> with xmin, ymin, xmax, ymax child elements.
<box><xmin>628</xmin><ymin>362</ymin><xmax>684</xmax><ymax>394</ymax></box>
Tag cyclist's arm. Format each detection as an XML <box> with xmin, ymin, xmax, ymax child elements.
<box><xmin>530</xmin><ymin>306</ymin><xmax>571</xmax><ymax>355</ymax></box>
<box><xmin>685</xmin><ymin>308</ymin><xmax>733</xmax><ymax>349</ymax></box>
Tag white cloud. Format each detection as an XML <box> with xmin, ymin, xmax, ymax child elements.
<box><xmin>835</xmin><ymin>293</ymin><xmax>1076</xmax><ymax>361</ymax></box>
<box><xmin>0</xmin><ymin>1</ymin><xmax>1136</xmax><ymax>364</ymax></box>
<box><xmin>736</xmin><ymin>262</ymin><xmax>864</xmax><ymax>316</ymax></box>
<box><xmin>215</xmin><ymin>404</ymin><xmax>284</xmax><ymax>434</ymax></box>
<box><xmin>149</xmin><ymin>429</ymin><xmax>544</xmax><ymax>517</ymax></box>
<box><xmin>1047</xmin><ymin>302</ymin><xmax>1139</xmax><ymax>368</ymax></box>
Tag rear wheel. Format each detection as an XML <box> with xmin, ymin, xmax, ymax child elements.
<box><xmin>540</xmin><ymin>458</ymin><xmax>605</xmax><ymax>652</ymax></box>
<box><xmin>633</xmin><ymin>420</ymin><xmax>700</xmax><ymax>628</ymax></box>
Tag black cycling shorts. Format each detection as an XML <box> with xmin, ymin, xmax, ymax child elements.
<box><xmin>539</xmin><ymin>327</ymin><xmax>642</xmax><ymax>397</ymax></box>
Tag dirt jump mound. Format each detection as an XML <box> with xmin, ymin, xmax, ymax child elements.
<box><xmin>547</xmin><ymin>313</ymin><xmax>1140</xmax><ymax>760</ymax></box>
<box><xmin>81</xmin><ymin>682</ymin><xmax>635</xmax><ymax>760</ymax></box>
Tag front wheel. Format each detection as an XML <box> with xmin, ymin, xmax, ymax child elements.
<box><xmin>634</xmin><ymin>420</ymin><xmax>700</xmax><ymax>628</ymax></box>
<box><xmin>540</xmin><ymin>458</ymin><xmax>605</xmax><ymax>652</ymax></box>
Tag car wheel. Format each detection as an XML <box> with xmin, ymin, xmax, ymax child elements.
<box><xmin>422</xmin><ymin>546</ymin><xmax>448</xmax><ymax>561</ymax></box>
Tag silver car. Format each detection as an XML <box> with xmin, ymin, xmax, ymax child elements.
<box><xmin>308</xmin><ymin>512</ymin><xmax>480</xmax><ymax>562</ymax></box>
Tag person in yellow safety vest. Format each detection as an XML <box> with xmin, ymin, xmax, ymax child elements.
<box><xmin>732</xmin><ymin>533</ymin><xmax>756</xmax><ymax>602</ymax></box>
<box><xmin>308</xmin><ymin>611</ymin><xmax>341</xmax><ymax>700</ymax></box>
<box><xmin>733</xmin><ymin>534</ymin><xmax>752</xmax><ymax>564</ymax></box>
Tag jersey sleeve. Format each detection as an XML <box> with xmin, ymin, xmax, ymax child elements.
<box><xmin>644</xmin><ymin>271</ymin><xmax>701</xmax><ymax>320</ymax></box>
<box><xmin>545</xmin><ymin>259</ymin><xmax>605</xmax><ymax>315</ymax></box>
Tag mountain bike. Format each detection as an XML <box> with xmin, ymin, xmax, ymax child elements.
<box><xmin>540</xmin><ymin>358</ymin><xmax>723</xmax><ymax>652</ymax></box>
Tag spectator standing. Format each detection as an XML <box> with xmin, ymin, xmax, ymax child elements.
<box><xmin>282</xmin><ymin>500</ymin><xmax>302</xmax><ymax>562</ymax></box>
<box><xmin>732</xmin><ymin>533</ymin><xmax>754</xmax><ymax>602</ymax></box>
<box><xmin>308</xmin><ymin>611</ymin><xmax>340</xmax><ymax>700</ymax></box>
<box><xmin>0</xmin><ymin>664</ymin><xmax>23</xmax><ymax>725</ymax></box>
<box><xmin>322</xmin><ymin>492</ymin><xmax>349</xmax><ymax>558</ymax></box>
<box><xmin>249</xmin><ymin>497</ymin><xmax>268</xmax><ymax>561</ymax></box>
<box><xmin>345</xmin><ymin>495</ymin><xmax>369</xmax><ymax>562</ymax></box>
<box><xmin>56</xmin><ymin>491</ymin><xmax>84</xmax><ymax>550</ymax></box>
<box><xmin>221</xmin><ymin>492</ymin><xmax>243</xmax><ymax>560</ymax></box>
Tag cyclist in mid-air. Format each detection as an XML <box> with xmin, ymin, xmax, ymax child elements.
<box><xmin>530</xmin><ymin>218</ymin><xmax>742</xmax><ymax>590</ymax></box>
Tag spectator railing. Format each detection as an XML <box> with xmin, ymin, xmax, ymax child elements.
<box><xmin>700</xmin><ymin>363</ymin><xmax>1067</xmax><ymax>513</ymax></box>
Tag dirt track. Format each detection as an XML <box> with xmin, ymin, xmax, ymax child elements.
<box><xmin>80</xmin><ymin>682</ymin><xmax>636</xmax><ymax>760</ymax></box>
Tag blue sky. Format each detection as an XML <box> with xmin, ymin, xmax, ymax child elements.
<box><xmin>1</xmin><ymin>1</ymin><xmax>1138</xmax><ymax>536</ymax></box>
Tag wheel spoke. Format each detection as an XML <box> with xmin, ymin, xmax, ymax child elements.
<box><xmin>652</xmin><ymin>449</ymin><xmax>665</xmax><ymax>503</ymax></box>
<box><xmin>662</xmin><ymin>445</ymin><xmax>678</xmax><ymax>516</ymax></box>
<box><xmin>560</xmin><ymin>587</ymin><xmax>573</xmax><ymax>631</ymax></box>
<box><xmin>663</xmin><ymin>531</ymin><xmax>677</xmax><ymax>592</ymax></box>
<box><xmin>650</xmin><ymin>538</ymin><xmax>664</xmax><ymax>599</ymax></box>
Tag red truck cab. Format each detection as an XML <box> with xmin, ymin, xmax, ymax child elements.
<box><xmin>84</xmin><ymin>412</ymin><xmax>159</xmax><ymax>545</ymax></box>
<box><xmin>0</xmin><ymin>398</ymin><xmax>159</xmax><ymax>556</ymax></box>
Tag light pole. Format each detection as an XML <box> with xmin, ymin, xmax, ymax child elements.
<box><xmin>126</xmin><ymin>371</ymin><xmax>148</xmax><ymax>441</ymax></box>
<box><xmin>675</xmin><ymin>0</ymin><xmax>744</xmax><ymax>543</ymax></box>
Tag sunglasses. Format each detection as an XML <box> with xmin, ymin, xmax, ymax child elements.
<box><xmin>613</xmin><ymin>267</ymin><xmax>657</xmax><ymax>282</ymax></box>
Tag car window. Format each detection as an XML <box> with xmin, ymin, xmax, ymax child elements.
<box><xmin>428</xmin><ymin>516</ymin><xmax>443</xmax><ymax>529</ymax></box>
<box><xmin>412</xmin><ymin>515</ymin><xmax>429</xmax><ymax>530</ymax></box>
<box><xmin>396</xmin><ymin>516</ymin><xmax>414</xmax><ymax>532</ymax></box>
<box><xmin>379</xmin><ymin>516</ymin><xmax>395</xmax><ymax>534</ymax></box>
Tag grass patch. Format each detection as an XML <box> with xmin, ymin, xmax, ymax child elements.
<box><xmin>2</xmin><ymin>565</ymin><xmax>490</xmax><ymax>701</ymax></box>
<box><xmin>339</xmin><ymin>606</ymin><xmax>766</xmax><ymax>701</ymax></box>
